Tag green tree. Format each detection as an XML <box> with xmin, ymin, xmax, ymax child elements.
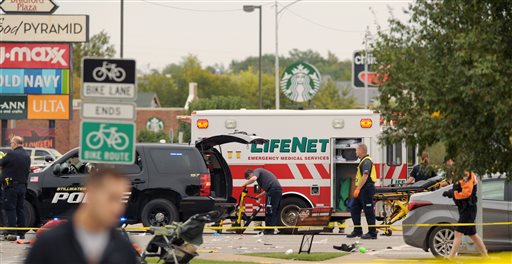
<box><xmin>311</xmin><ymin>81</ymin><xmax>357</xmax><ymax>109</ymax></box>
<box><xmin>137</xmin><ymin>129</ymin><xmax>170</xmax><ymax>143</ymax></box>
<box><xmin>373</xmin><ymin>0</ymin><xmax>512</xmax><ymax>178</ymax></box>
<box><xmin>138</xmin><ymin>70</ymin><xmax>180</xmax><ymax>107</ymax></box>
<box><xmin>178</xmin><ymin>96</ymin><xmax>249</xmax><ymax>143</ymax></box>
<box><xmin>72</xmin><ymin>30</ymin><xmax>116</xmax><ymax>98</ymax></box>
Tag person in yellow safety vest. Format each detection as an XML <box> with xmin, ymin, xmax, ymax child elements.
<box><xmin>347</xmin><ymin>144</ymin><xmax>378</xmax><ymax>239</ymax></box>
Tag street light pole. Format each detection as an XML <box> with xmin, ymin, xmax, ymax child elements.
<box><xmin>243</xmin><ymin>5</ymin><xmax>263</xmax><ymax>109</ymax></box>
<box><xmin>364</xmin><ymin>27</ymin><xmax>369</xmax><ymax>109</ymax></box>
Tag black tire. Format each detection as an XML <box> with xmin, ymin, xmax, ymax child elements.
<box><xmin>277</xmin><ymin>197</ymin><xmax>309</xmax><ymax>234</ymax></box>
<box><xmin>24</xmin><ymin>200</ymin><xmax>37</xmax><ymax>227</ymax></box>
<box><xmin>141</xmin><ymin>199</ymin><xmax>179</xmax><ymax>227</ymax></box>
<box><xmin>428</xmin><ymin>226</ymin><xmax>455</xmax><ymax>257</ymax></box>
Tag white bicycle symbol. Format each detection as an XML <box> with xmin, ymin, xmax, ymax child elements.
<box><xmin>92</xmin><ymin>61</ymin><xmax>126</xmax><ymax>82</ymax></box>
<box><xmin>86</xmin><ymin>124</ymin><xmax>129</xmax><ymax>151</ymax></box>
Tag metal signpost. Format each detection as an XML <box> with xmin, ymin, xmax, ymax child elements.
<box><xmin>80</xmin><ymin>58</ymin><xmax>137</xmax><ymax>165</ymax></box>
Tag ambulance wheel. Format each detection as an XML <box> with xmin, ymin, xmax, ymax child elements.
<box><xmin>278</xmin><ymin>197</ymin><xmax>309</xmax><ymax>234</ymax></box>
<box><xmin>141</xmin><ymin>199</ymin><xmax>179</xmax><ymax>227</ymax></box>
<box><xmin>24</xmin><ymin>200</ymin><xmax>37</xmax><ymax>227</ymax></box>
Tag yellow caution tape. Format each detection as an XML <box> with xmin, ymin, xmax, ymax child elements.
<box><xmin>1</xmin><ymin>221</ymin><xmax>511</xmax><ymax>232</ymax></box>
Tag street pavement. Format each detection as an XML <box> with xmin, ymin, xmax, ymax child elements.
<box><xmin>0</xmin><ymin>226</ymin><xmax>432</xmax><ymax>264</ymax></box>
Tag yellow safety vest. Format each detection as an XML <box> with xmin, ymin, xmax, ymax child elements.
<box><xmin>355</xmin><ymin>156</ymin><xmax>377</xmax><ymax>186</ymax></box>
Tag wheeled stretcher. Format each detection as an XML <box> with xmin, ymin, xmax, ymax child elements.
<box><xmin>373</xmin><ymin>176</ymin><xmax>446</xmax><ymax>236</ymax></box>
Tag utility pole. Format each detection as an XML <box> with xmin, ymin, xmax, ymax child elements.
<box><xmin>364</xmin><ymin>26</ymin><xmax>369</xmax><ymax>109</ymax></box>
<box><xmin>258</xmin><ymin>7</ymin><xmax>262</xmax><ymax>109</ymax></box>
<box><xmin>120</xmin><ymin>0</ymin><xmax>124</xmax><ymax>58</ymax></box>
<box><xmin>274</xmin><ymin>0</ymin><xmax>280</xmax><ymax>109</ymax></box>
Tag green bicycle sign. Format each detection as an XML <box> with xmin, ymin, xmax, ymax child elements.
<box><xmin>80</xmin><ymin>120</ymin><xmax>135</xmax><ymax>164</ymax></box>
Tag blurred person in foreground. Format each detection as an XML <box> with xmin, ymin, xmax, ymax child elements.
<box><xmin>443</xmin><ymin>171</ymin><xmax>488</xmax><ymax>259</ymax></box>
<box><xmin>25</xmin><ymin>168</ymin><xmax>138</xmax><ymax>264</ymax></box>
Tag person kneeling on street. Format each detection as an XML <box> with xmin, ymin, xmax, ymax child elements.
<box><xmin>442</xmin><ymin>171</ymin><xmax>488</xmax><ymax>259</ymax></box>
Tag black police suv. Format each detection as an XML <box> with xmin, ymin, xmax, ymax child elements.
<box><xmin>24</xmin><ymin>134</ymin><xmax>265</xmax><ymax>227</ymax></box>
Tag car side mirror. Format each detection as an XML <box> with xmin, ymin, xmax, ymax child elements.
<box><xmin>44</xmin><ymin>155</ymin><xmax>54</xmax><ymax>163</ymax></box>
<box><xmin>254</xmin><ymin>184</ymin><xmax>261</xmax><ymax>194</ymax></box>
<box><xmin>52</xmin><ymin>163</ymin><xmax>61</xmax><ymax>176</ymax></box>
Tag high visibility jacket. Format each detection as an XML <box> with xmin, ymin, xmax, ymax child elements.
<box><xmin>355</xmin><ymin>156</ymin><xmax>377</xmax><ymax>186</ymax></box>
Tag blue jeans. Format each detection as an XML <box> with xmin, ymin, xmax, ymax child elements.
<box><xmin>350</xmin><ymin>186</ymin><xmax>376</xmax><ymax>235</ymax></box>
<box><xmin>4</xmin><ymin>183</ymin><xmax>26</xmax><ymax>236</ymax></box>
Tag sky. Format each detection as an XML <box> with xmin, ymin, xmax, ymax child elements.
<box><xmin>56</xmin><ymin>0</ymin><xmax>412</xmax><ymax>71</ymax></box>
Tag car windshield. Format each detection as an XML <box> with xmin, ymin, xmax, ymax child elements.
<box><xmin>48</xmin><ymin>149</ymin><xmax>62</xmax><ymax>158</ymax></box>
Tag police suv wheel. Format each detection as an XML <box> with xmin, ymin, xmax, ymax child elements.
<box><xmin>24</xmin><ymin>200</ymin><xmax>37</xmax><ymax>227</ymax></box>
<box><xmin>141</xmin><ymin>199</ymin><xmax>179</xmax><ymax>227</ymax></box>
<box><xmin>428</xmin><ymin>226</ymin><xmax>454</xmax><ymax>257</ymax></box>
<box><xmin>278</xmin><ymin>197</ymin><xmax>309</xmax><ymax>234</ymax></box>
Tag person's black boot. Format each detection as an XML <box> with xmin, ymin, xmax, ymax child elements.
<box><xmin>346</xmin><ymin>231</ymin><xmax>362</xmax><ymax>238</ymax></box>
<box><xmin>361</xmin><ymin>233</ymin><xmax>377</xmax><ymax>239</ymax></box>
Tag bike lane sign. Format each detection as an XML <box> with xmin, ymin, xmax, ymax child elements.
<box><xmin>80</xmin><ymin>120</ymin><xmax>135</xmax><ymax>164</ymax></box>
<box><xmin>81</xmin><ymin>58</ymin><xmax>137</xmax><ymax>100</ymax></box>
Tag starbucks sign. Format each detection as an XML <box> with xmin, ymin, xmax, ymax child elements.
<box><xmin>146</xmin><ymin>117</ymin><xmax>164</xmax><ymax>132</ymax></box>
<box><xmin>280</xmin><ymin>62</ymin><xmax>321</xmax><ymax>102</ymax></box>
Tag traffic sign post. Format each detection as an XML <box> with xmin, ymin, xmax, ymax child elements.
<box><xmin>82</xmin><ymin>58</ymin><xmax>137</xmax><ymax>100</ymax></box>
<box><xmin>80</xmin><ymin>120</ymin><xmax>135</xmax><ymax>164</ymax></box>
<box><xmin>80</xmin><ymin>58</ymin><xmax>137</xmax><ymax>165</ymax></box>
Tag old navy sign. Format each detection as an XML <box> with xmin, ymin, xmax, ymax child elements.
<box><xmin>0</xmin><ymin>68</ymin><xmax>70</xmax><ymax>95</ymax></box>
<box><xmin>0</xmin><ymin>14</ymin><xmax>89</xmax><ymax>42</ymax></box>
<box><xmin>0</xmin><ymin>43</ymin><xmax>71</xmax><ymax>68</ymax></box>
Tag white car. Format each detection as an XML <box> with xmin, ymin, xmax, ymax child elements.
<box><xmin>0</xmin><ymin>147</ymin><xmax>62</xmax><ymax>171</ymax></box>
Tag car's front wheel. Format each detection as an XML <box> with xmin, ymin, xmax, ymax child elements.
<box><xmin>141</xmin><ymin>199</ymin><xmax>179</xmax><ymax>227</ymax></box>
<box><xmin>428</xmin><ymin>226</ymin><xmax>455</xmax><ymax>257</ymax></box>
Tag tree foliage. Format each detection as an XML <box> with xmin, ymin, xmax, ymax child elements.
<box><xmin>178</xmin><ymin>96</ymin><xmax>249</xmax><ymax>143</ymax></box>
<box><xmin>374</xmin><ymin>0</ymin><xmax>512</xmax><ymax>178</ymax></box>
<box><xmin>311</xmin><ymin>81</ymin><xmax>356</xmax><ymax>109</ymax></box>
<box><xmin>137</xmin><ymin>129</ymin><xmax>170</xmax><ymax>143</ymax></box>
<box><xmin>72</xmin><ymin>31</ymin><xmax>116</xmax><ymax>98</ymax></box>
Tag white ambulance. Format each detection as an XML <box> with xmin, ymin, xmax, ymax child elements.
<box><xmin>191</xmin><ymin>109</ymin><xmax>414</xmax><ymax>228</ymax></box>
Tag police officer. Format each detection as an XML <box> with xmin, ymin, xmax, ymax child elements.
<box><xmin>347</xmin><ymin>144</ymin><xmax>377</xmax><ymax>239</ymax></box>
<box><xmin>242</xmin><ymin>168</ymin><xmax>282</xmax><ymax>235</ymax></box>
<box><xmin>0</xmin><ymin>136</ymin><xmax>31</xmax><ymax>238</ymax></box>
<box><xmin>443</xmin><ymin>172</ymin><xmax>488</xmax><ymax>259</ymax></box>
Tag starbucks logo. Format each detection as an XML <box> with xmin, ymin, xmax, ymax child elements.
<box><xmin>280</xmin><ymin>62</ymin><xmax>321</xmax><ymax>102</ymax></box>
<box><xmin>146</xmin><ymin>117</ymin><xmax>164</xmax><ymax>132</ymax></box>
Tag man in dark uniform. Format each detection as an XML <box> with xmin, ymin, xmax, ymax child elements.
<box><xmin>0</xmin><ymin>136</ymin><xmax>31</xmax><ymax>238</ymax></box>
<box><xmin>405</xmin><ymin>151</ymin><xmax>436</xmax><ymax>185</ymax></box>
<box><xmin>347</xmin><ymin>144</ymin><xmax>378</xmax><ymax>239</ymax></box>
<box><xmin>242</xmin><ymin>168</ymin><xmax>282</xmax><ymax>235</ymax></box>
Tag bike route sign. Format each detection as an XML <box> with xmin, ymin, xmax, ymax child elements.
<box><xmin>81</xmin><ymin>58</ymin><xmax>137</xmax><ymax>100</ymax></box>
<box><xmin>80</xmin><ymin>120</ymin><xmax>135</xmax><ymax>164</ymax></box>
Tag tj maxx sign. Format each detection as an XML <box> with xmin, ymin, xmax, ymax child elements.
<box><xmin>0</xmin><ymin>43</ymin><xmax>70</xmax><ymax>68</ymax></box>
